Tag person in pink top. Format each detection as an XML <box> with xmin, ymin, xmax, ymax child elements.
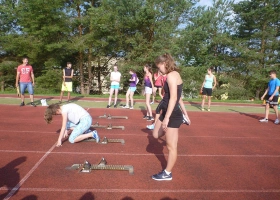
<box><xmin>151</xmin><ymin>69</ymin><xmax>164</xmax><ymax>104</ymax></box>
<box><xmin>15</xmin><ymin>57</ymin><xmax>36</xmax><ymax>107</ymax></box>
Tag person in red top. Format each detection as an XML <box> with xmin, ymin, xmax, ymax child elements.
<box><xmin>15</xmin><ymin>57</ymin><xmax>36</xmax><ymax>107</ymax></box>
<box><xmin>151</xmin><ymin>69</ymin><xmax>164</xmax><ymax>104</ymax></box>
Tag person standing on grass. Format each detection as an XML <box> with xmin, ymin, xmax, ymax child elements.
<box><xmin>151</xmin><ymin>53</ymin><xmax>189</xmax><ymax>181</ymax></box>
<box><xmin>122</xmin><ymin>69</ymin><xmax>138</xmax><ymax>109</ymax></box>
<box><xmin>59</xmin><ymin>62</ymin><xmax>74</xmax><ymax>103</ymax></box>
<box><xmin>15</xmin><ymin>57</ymin><xmax>36</xmax><ymax>107</ymax></box>
<box><xmin>200</xmin><ymin>67</ymin><xmax>217</xmax><ymax>111</ymax></box>
<box><xmin>44</xmin><ymin>103</ymin><xmax>100</xmax><ymax>147</ymax></box>
<box><xmin>151</xmin><ymin>69</ymin><xmax>164</xmax><ymax>104</ymax></box>
<box><xmin>143</xmin><ymin>64</ymin><xmax>155</xmax><ymax>121</ymax></box>
<box><xmin>259</xmin><ymin>70</ymin><xmax>280</xmax><ymax>124</ymax></box>
<box><xmin>107</xmin><ymin>65</ymin><xmax>121</xmax><ymax>108</ymax></box>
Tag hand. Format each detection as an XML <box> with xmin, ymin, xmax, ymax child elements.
<box><xmin>15</xmin><ymin>83</ymin><xmax>18</xmax><ymax>88</ymax></box>
<box><xmin>162</xmin><ymin>118</ymin><xmax>169</xmax><ymax>132</ymax></box>
<box><xmin>63</xmin><ymin>130</ymin><xmax>69</xmax><ymax>138</ymax></box>
<box><xmin>261</xmin><ymin>96</ymin><xmax>264</xmax><ymax>101</ymax></box>
<box><xmin>56</xmin><ymin>140</ymin><xmax>62</xmax><ymax>147</ymax></box>
<box><xmin>32</xmin><ymin>82</ymin><xmax>35</xmax><ymax>86</ymax></box>
<box><xmin>269</xmin><ymin>96</ymin><xmax>273</xmax><ymax>101</ymax></box>
<box><xmin>212</xmin><ymin>87</ymin><xmax>215</xmax><ymax>90</ymax></box>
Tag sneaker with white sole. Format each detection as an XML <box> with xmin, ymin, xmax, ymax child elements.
<box><xmin>122</xmin><ymin>105</ymin><xmax>129</xmax><ymax>109</ymax></box>
<box><xmin>130</xmin><ymin>107</ymin><xmax>134</xmax><ymax>109</ymax></box>
<box><xmin>152</xmin><ymin>170</ymin><xmax>172</xmax><ymax>181</ymax></box>
<box><xmin>274</xmin><ymin>119</ymin><xmax>279</xmax><ymax>124</ymax></box>
<box><xmin>147</xmin><ymin>124</ymin><xmax>155</xmax><ymax>130</ymax></box>
<box><xmin>147</xmin><ymin>116</ymin><xmax>154</xmax><ymax>121</ymax></box>
<box><xmin>259</xmin><ymin>118</ymin><xmax>268</xmax><ymax>123</ymax></box>
<box><xmin>150</xmin><ymin>101</ymin><xmax>154</xmax><ymax>105</ymax></box>
<box><xmin>92</xmin><ymin>130</ymin><xmax>100</xmax><ymax>143</ymax></box>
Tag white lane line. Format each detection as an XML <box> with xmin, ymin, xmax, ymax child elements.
<box><xmin>1</xmin><ymin>187</ymin><xmax>280</xmax><ymax>193</ymax></box>
<box><xmin>3</xmin><ymin>143</ymin><xmax>57</xmax><ymax>200</ymax></box>
<box><xmin>1</xmin><ymin>149</ymin><xmax>280</xmax><ymax>158</ymax></box>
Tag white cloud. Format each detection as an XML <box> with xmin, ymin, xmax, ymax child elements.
<box><xmin>197</xmin><ymin>0</ymin><xmax>243</xmax><ymax>7</ymax></box>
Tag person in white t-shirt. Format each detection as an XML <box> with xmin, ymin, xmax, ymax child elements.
<box><xmin>44</xmin><ymin>103</ymin><xmax>100</xmax><ymax>147</ymax></box>
<box><xmin>107</xmin><ymin>65</ymin><xmax>121</xmax><ymax>108</ymax></box>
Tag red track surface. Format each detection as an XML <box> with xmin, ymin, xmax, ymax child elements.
<box><xmin>0</xmin><ymin>104</ymin><xmax>280</xmax><ymax>200</ymax></box>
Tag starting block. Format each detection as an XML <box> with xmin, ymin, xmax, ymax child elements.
<box><xmin>91</xmin><ymin>122</ymin><xmax>125</xmax><ymax>130</ymax></box>
<box><xmin>66</xmin><ymin>158</ymin><xmax>134</xmax><ymax>174</ymax></box>
<box><xmin>99</xmin><ymin>113</ymin><xmax>128</xmax><ymax>119</ymax></box>
<box><xmin>83</xmin><ymin>136</ymin><xmax>125</xmax><ymax>145</ymax></box>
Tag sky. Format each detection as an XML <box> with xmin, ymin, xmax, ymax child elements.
<box><xmin>197</xmin><ymin>0</ymin><xmax>243</xmax><ymax>7</ymax></box>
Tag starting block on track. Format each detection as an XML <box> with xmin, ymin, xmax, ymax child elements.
<box><xmin>99</xmin><ymin>113</ymin><xmax>128</xmax><ymax>119</ymax></box>
<box><xmin>83</xmin><ymin>136</ymin><xmax>125</xmax><ymax>145</ymax></box>
<box><xmin>66</xmin><ymin>158</ymin><xmax>134</xmax><ymax>174</ymax></box>
<box><xmin>91</xmin><ymin>122</ymin><xmax>125</xmax><ymax>130</ymax></box>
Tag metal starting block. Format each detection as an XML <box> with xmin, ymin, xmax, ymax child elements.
<box><xmin>91</xmin><ymin>122</ymin><xmax>125</xmax><ymax>130</ymax></box>
<box><xmin>99</xmin><ymin>113</ymin><xmax>128</xmax><ymax>119</ymax></box>
<box><xmin>83</xmin><ymin>136</ymin><xmax>125</xmax><ymax>145</ymax></box>
<box><xmin>66</xmin><ymin>158</ymin><xmax>134</xmax><ymax>174</ymax></box>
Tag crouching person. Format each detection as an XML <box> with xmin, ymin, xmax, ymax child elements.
<box><xmin>44</xmin><ymin>103</ymin><xmax>100</xmax><ymax>147</ymax></box>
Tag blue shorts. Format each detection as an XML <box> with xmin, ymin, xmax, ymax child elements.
<box><xmin>20</xmin><ymin>82</ymin><xmax>34</xmax><ymax>95</ymax></box>
<box><xmin>128</xmin><ymin>87</ymin><xmax>136</xmax><ymax>92</ymax></box>
<box><xmin>111</xmin><ymin>85</ymin><xmax>120</xmax><ymax>90</ymax></box>
<box><xmin>66</xmin><ymin>115</ymin><xmax>92</xmax><ymax>143</ymax></box>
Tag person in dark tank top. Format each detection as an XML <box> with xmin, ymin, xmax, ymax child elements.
<box><xmin>151</xmin><ymin>53</ymin><xmax>191</xmax><ymax>181</ymax></box>
<box><xmin>59</xmin><ymin>62</ymin><xmax>74</xmax><ymax>103</ymax></box>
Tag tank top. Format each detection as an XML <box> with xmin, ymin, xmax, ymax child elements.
<box><xmin>204</xmin><ymin>75</ymin><xmax>214</xmax><ymax>88</ymax></box>
<box><xmin>64</xmin><ymin>68</ymin><xmax>72</xmax><ymax>82</ymax></box>
<box><xmin>144</xmin><ymin>75</ymin><xmax>152</xmax><ymax>88</ymax></box>
<box><xmin>161</xmin><ymin>80</ymin><xmax>183</xmax><ymax>111</ymax></box>
<box><xmin>154</xmin><ymin>73</ymin><xmax>162</xmax><ymax>86</ymax></box>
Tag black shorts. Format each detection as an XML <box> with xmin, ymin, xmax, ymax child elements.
<box><xmin>159</xmin><ymin>106</ymin><xmax>183</xmax><ymax>128</ymax></box>
<box><xmin>202</xmin><ymin>87</ymin><xmax>212</xmax><ymax>96</ymax></box>
<box><xmin>155</xmin><ymin>85</ymin><xmax>162</xmax><ymax>89</ymax></box>
<box><xmin>266</xmin><ymin>95</ymin><xmax>279</xmax><ymax>106</ymax></box>
<box><xmin>155</xmin><ymin>101</ymin><xmax>165</xmax><ymax>114</ymax></box>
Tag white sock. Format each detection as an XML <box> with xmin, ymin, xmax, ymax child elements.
<box><xmin>164</xmin><ymin>170</ymin><xmax>171</xmax><ymax>175</ymax></box>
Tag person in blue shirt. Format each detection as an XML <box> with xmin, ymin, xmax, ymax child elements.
<box><xmin>260</xmin><ymin>70</ymin><xmax>280</xmax><ymax>124</ymax></box>
<box><xmin>200</xmin><ymin>67</ymin><xmax>217</xmax><ymax>111</ymax></box>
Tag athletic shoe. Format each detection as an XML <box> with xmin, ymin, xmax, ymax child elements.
<box><xmin>259</xmin><ymin>118</ymin><xmax>268</xmax><ymax>123</ymax></box>
<box><xmin>150</xmin><ymin>101</ymin><xmax>154</xmax><ymax>105</ymax></box>
<box><xmin>152</xmin><ymin>170</ymin><xmax>172</xmax><ymax>181</ymax></box>
<box><xmin>147</xmin><ymin>116</ymin><xmax>154</xmax><ymax>121</ymax></box>
<box><xmin>30</xmin><ymin>102</ymin><xmax>36</xmax><ymax>107</ymax></box>
<box><xmin>107</xmin><ymin>105</ymin><xmax>110</xmax><ymax>108</ymax></box>
<box><xmin>147</xmin><ymin>124</ymin><xmax>155</xmax><ymax>130</ymax></box>
<box><xmin>130</xmin><ymin>107</ymin><xmax>134</xmax><ymax>109</ymax></box>
<box><xmin>114</xmin><ymin>104</ymin><xmax>117</xmax><ymax>108</ymax></box>
<box><xmin>143</xmin><ymin>115</ymin><xmax>149</xmax><ymax>119</ymax></box>
<box><xmin>182</xmin><ymin>114</ymin><xmax>190</xmax><ymax>125</ymax></box>
<box><xmin>207</xmin><ymin>108</ymin><xmax>210</xmax><ymax>111</ymax></box>
<box><xmin>20</xmin><ymin>102</ymin><xmax>25</xmax><ymax>107</ymax></box>
<box><xmin>122</xmin><ymin>105</ymin><xmax>129</xmax><ymax>109</ymax></box>
<box><xmin>201</xmin><ymin>108</ymin><xmax>205</xmax><ymax>111</ymax></box>
<box><xmin>274</xmin><ymin>119</ymin><xmax>279</xmax><ymax>124</ymax></box>
<box><xmin>92</xmin><ymin>130</ymin><xmax>100</xmax><ymax>143</ymax></box>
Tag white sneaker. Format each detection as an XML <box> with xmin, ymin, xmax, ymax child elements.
<box><xmin>122</xmin><ymin>105</ymin><xmax>129</xmax><ymax>109</ymax></box>
<box><xmin>150</xmin><ymin>102</ymin><xmax>154</xmax><ymax>105</ymax></box>
<box><xmin>130</xmin><ymin>107</ymin><xmax>134</xmax><ymax>109</ymax></box>
<box><xmin>274</xmin><ymin>119</ymin><xmax>279</xmax><ymax>124</ymax></box>
<box><xmin>147</xmin><ymin>124</ymin><xmax>155</xmax><ymax>130</ymax></box>
<box><xmin>259</xmin><ymin>118</ymin><xmax>268</xmax><ymax>123</ymax></box>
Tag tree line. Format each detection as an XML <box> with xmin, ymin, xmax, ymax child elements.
<box><xmin>0</xmin><ymin>0</ymin><xmax>279</xmax><ymax>99</ymax></box>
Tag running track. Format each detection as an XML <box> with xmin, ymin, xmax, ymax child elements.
<box><xmin>0</xmin><ymin>104</ymin><xmax>280</xmax><ymax>200</ymax></box>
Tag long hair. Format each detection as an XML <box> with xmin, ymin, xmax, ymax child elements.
<box><xmin>44</xmin><ymin>104</ymin><xmax>60</xmax><ymax>124</ymax></box>
<box><xmin>144</xmin><ymin>64</ymin><xmax>153</xmax><ymax>74</ymax></box>
<box><xmin>155</xmin><ymin>53</ymin><xmax>179</xmax><ymax>74</ymax></box>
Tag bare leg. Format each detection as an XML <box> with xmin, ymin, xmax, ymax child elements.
<box><xmin>165</xmin><ymin>128</ymin><xmax>178</xmax><ymax>172</ymax></box>
<box><xmin>21</xmin><ymin>94</ymin><xmax>25</xmax><ymax>103</ymax></box>
<box><xmin>114</xmin><ymin>89</ymin><xmax>119</xmax><ymax>105</ymax></box>
<box><xmin>265</xmin><ymin>104</ymin><xmax>270</xmax><ymax>119</ymax></box>
<box><xmin>67</xmin><ymin>92</ymin><xmax>71</xmax><ymax>101</ymax></box>
<box><xmin>201</xmin><ymin>95</ymin><xmax>206</xmax><ymax>109</ymax></box>
<box><xmin>208</xmin><ymin>96</ymin><xmax>211</xmax><ymax>109</ymax></box>
<box><xmin>108</xmin><ymin>88</ymin><xmax>114</xmax><ymax>106</ymax></box>
<box><xmin>152</xmin><ymin>88</ymin><xmax>157</xmax><ymax>102</ymax></box>
<box><xmin>125</xmin><ymin>89</ymin><xmax>130</xmax><ymax>106</ymax></box>
<box><xmin>130</xmin><ymin>91</ymin><xmax>135</xmax><ymax>107</ymax></box>
<box><xmin>59</xmin><ymin>91</ymin><xmax>64</xmax><ymax>102</ymax></box>
<box><xmin>146</xmin><ymin>93</ymin><xmax>152</xmax><ymax>116</ymax></box>
<box><xmin>30</xmin><ymin>94</ymin><xmax>34</xmax><ymax>102</ymax></box>
<box><xmin>73</xmin><ymin>132</ymin><xmax>93</xmax><ymax>143</ymax></box>
<box><xmin>273</xmin><ymin>105</ymin><xmax>278</xmax><ymax>119</ymax></box>
<box><xmin>153</xmin><ymin>119</ymin><xmax>165</xmax><ymax>139</ymax></box>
